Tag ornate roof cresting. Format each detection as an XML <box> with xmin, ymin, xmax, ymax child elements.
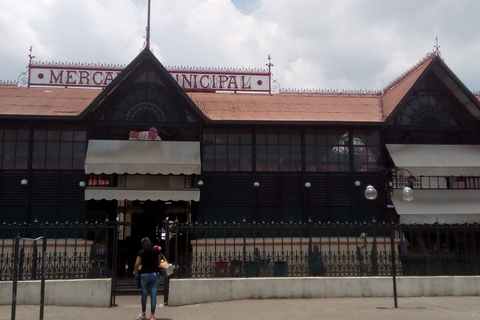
<box><xmin>30</xmin><ymin>61</ymin><xmax>126</xmax><ymax>69</ymax></box>
<box><xmin>382</xmin><ymin>51</ymin><xmax>437</xmax><ymax>94</ymax></box>
<box><xmin>278</xmin><ymin>88</ymin><xmax>382</xmax><ymax>96</ymax></box>
<box><xmin>0</xmin><ymin>80</ymin><xmax>19</xmax><ymax>86</ymax></box>
<box><xmin>164</xmin><ymin>65</ymin><xmax>269</xmax><ymax>74</ymax></box>
<box><xmin>29</xmin><ymin>61</ymin><xmax>268</xmax><ymax>74</ymax></box>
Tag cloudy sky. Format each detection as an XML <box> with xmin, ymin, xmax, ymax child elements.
<box><xmin>1</xmin><ymin>0</ymin><xmax>480</xmax><ymax>92</ymax></box>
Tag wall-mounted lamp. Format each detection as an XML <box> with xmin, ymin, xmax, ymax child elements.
<box><xmin>253</xmin><ymin>181</ymin><xmax>260</xmax><ymax>187</ymax></box>
<box><xmin>364</xmin><ymin>185</ymin><xmax>378</xmax><ymax>200</ymax></box>
<box><xmin>21</xmin><ymin>179</ymin><xmax>28</xmax><ymax>185</ymax></box>
<box><xmin>305</xmin><ymin>182</ymin><xmax>311</xmax><ymax>188</ymax></box>
<box><xmin>79</xmin><ymin>181</ymin><xmax>86</xmax><ymax>188</ymax></box>
<box><xmin>364</xmin><ymin>184</ymin><xmax>414</xmax><ymax>202</ymax></box>
<box><xmin>354</xmin><ymin>180</ymin><xmax>361</xmax><ymax>187</ymax></box>
<box><xmin>197</xmin><ymin>180</ymin><xmax>204</xmax><ymax>186</ymax></box>
<box><xmin>402</xmin><ymin>186</ymin><xmax>414</xmax><ymax>202</ymax></box>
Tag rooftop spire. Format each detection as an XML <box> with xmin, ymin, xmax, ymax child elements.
<box><xmin>434</xmin><ymin>36</ymin><xmax>441</xmax><ymax>56</ymax></box>
<box><xmin>145</xmin><ymin>0</ymin><xmax>151</xmax><ymax>49</ymax></box>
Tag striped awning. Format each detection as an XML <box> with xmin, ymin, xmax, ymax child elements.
<box><xmin>392</xmin><ymin>190</ymin><xmax>480</xmax><ymax>224</ymax></box>
<box><xmin>386</xmin><ymin>144</ymin><xmax>480</xmax><ymax>176</ymax></box>
<box><xmin>85</xmin><ymin>140</ymin><xmax>201</xmax><ymax>175</ymax></box>
<box><xmin>85</xmin><ymin>187</ymin><xmax>200</xmax><ymax>201</ymax></box>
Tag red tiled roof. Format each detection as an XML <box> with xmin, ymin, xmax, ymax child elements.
<box><xmin>381</xmin><ymin>53</ymin><xmax>436</xmax><ymax>118</ymax></box>
<box><xmin>0</xmin><ymin>86</ymin><xmax>384</xmax><ymax>122</ymax></box>
<box><xmin>0</xmin><ymin>53</ymin><xmax>443</xmax><ymax>123</ymax></box>
<box><xmin>0</xmin><ymin>86</ymin><xmax>100</xmax><ymax>117</ymax></box>
<box><xmin>188</xmin><ymin>92</ymin><xmax>383</xmax><ymax>122</ymax></box>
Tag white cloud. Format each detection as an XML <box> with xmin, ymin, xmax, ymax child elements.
<box><xmin>1</xmin><ymin>0</ymin><xmax>480</xmax><ymax>91</ymax></box>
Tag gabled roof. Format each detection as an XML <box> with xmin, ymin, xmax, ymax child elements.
<box><xmin>0</xmin><ymin>86</ymin><xmax>98</xmax><ymax>119</ymax></box>
<box><xmin>381</xmin><ymin>53</ymin><xmax>436</xmax><ymax>119</ymax></box>
<box><xmin>80</xmin><ymin>48</ymin><xmax>208</xmax><ymax>122</ymax></box>
<box><xmin>188</xmin><ymin>92</ymin><xmax>383</xmax><ymax>123</ymax></box>
<box><xmin>382</xmin><ymin>52</ymin><xmax>480</xmax><ymax>122</ymax></box>
<box><xmin>430</xmin><ymin>58</ymin><xmax>480</xmax><ymax>120</ymax></box>
<box><xmin>0</xmin><ymin>50</ymin><xmax>478</xmax><ymax>124</ymax></box>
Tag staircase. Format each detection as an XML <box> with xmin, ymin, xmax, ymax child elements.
<box><xmin>115</xmin><ymin>277</ymin><xmax>166</xmax><ymax>296</ymax></box>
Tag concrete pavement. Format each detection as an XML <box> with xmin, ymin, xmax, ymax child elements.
<box><xmin>1</xmin><ymin>295</ymin><xmax>480</xmax><ymax>320</ymax></box>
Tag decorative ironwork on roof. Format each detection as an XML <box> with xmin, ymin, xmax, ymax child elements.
<box><xmin>30</xmin><ymin>61</ymin><xmax>126</xmax><ymax>69</ymax></box>
<box><xmin>382</xmin><ymin>51</ymin><xmax>438</xmax><ymax>94</ymax></box>
<box><xmin>0</xmin><ymin>80</ymin><xmax>18</xmax><ymax>86</ymax></box>
<box><xmin>278</xmin><ymin>88</ymin><xmax>382</xmax><ymax>96</ymax></box>
<box><xmin>164</xmin><ymin>65</ymin><xmax>269</xmax><ymax>74</ymax></box>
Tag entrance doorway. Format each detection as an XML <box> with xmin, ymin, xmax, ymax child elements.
<box><xmin>116</xmin><ymin>200</ymin><xmax>195</xmax><ymax>278</ymax></box>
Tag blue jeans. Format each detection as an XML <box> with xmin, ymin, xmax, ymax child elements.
<box><xmin>140</xmin><ymin>272</ymin><xmax>159</xmax><ymax>314</ymax></box>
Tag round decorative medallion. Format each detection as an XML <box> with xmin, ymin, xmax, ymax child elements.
<box><xmin>125</xmin><ymin>102</ymin><xmax>166</xmax><ymax>122</ymax></box>
<box><xmin>395</xmin><ymin>91</ymin><xmax>457</xmax><ymax>127</ymax></box>
<box><xmin>411</xmin><ymin>103</ymin><xmax>454</xmax><ymax>127</ymax></box>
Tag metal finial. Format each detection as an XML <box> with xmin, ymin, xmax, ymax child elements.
<box><xmin>266</xmin><ymin>55</ymin><xmax>274</xmax><ymax>94</ymax></box>
<box><xmin>144</xmin><ymin>0</ymin><xmax>151</xmax><ymax>49</ymax></box>
<box><xmin>22</xmin><ymin>46</ymin><xmax>36</xmax><ymax>88</ymax></box>
<box><xmin>266</xmin><ymin>54</ymin><xmax>274</xmax><ymax>70</ymax></box>
<box><xmin>28</xmin><ymin>46</ymin><xmax>35</xmax><ymax>64</ymax></box>
<box><xmin>434</xmin><ymin>36</ymin><xmax>441</xmax><ymax>56</ymax></box>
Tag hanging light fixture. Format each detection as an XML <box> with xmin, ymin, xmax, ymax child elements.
<box><xmin>364</xmin><ymin>185</ymin><xmax>378</xmax><ymax>200</ymax></box>
<box><xmin>402</xmin><ymin>186</ymin><xmax>414</xmax><ymax>202</ymax></box>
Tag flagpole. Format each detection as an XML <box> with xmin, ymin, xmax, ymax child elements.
<box><xmin>146</xmin><ymin>0</ymin><xmax>151</xmax><ymax>49</ymax></box>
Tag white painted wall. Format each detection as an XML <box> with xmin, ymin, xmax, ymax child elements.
<box><xmin>0</xmin><ymin>279</ymin><xmax>112</xmax><ymax>307</ymax></box>
<box><xmin>168</xmin><ymin>276</ymin><xmax>480</xmax><ymax>306</ymax></box>
<box><xmin>2</xmin><ymin>276</ymin><xmax>479</xmax><ymax>308</ymax></box>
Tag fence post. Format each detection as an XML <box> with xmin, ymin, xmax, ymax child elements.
<box><xmin>11</xmin><ymin>234</ymin><xmax>20</xmax><ymax>320</ymax></box>
<box><xmin>39</xmin><ymin>236</ymin><xmax>46</xmax><ymax>320</ymax></box>
<box><xmin>371</xmin><ymin>221</ymin><xmax>378</xmax><ymax>276</ymax></box>
<box><xmin>308</xmin><ymin>218</ymin><xmax>313</xmax><ymax>276</ymax></box>
<box><xmin>104</xmin><ymin>217</ymin><xmax>109</xmax><ymax>278</ymax></box>
<box><xmin>111</xmin><ymin>220</ymin><xmax>118</xmax><ymax>307</ymax></box>
<box><xmin>164</xmin><ymin>219</ymin><xmax>170</xmax><ymax>305</ymax></box>
<box><xmin>32</xmin><ymin>240</ymin><xmax>38</xmax><ymax>280</ymax></box>
<box><xmin>390</xmin><ymin>222</ymin><xmax>398</xmax><ymax>308</ymax></box>
<box><xmin>242</xmin><ymin>218</ymin><xmax>247</xmax><ymax>276</ymax></box>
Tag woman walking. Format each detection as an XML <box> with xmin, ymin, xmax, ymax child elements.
<box><xmin>133</xmin><ymin>237</ymin><xmax>162</xmax><ymax>320</ymax></box>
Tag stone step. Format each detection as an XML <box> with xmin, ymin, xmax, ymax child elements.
<box><xmin>115</xmin><ymin>278</ymin><xmax>166</xmax><ymax>296</ymax></box>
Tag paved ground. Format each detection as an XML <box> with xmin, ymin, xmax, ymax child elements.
<box><xmin>1</xmin><ymin>295</ymin><xmax>480</xmax><ymax>320</ymax></box>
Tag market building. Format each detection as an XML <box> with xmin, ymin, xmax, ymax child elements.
<box><xmin>0</xmin><ymin>47</ymin><xmax>479</xmax><ymax>247</ymax></box>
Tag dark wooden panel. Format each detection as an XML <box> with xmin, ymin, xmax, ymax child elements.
<box><xmin>200</xmin><ymin>172</ymin><xmax>253</xmax><ymax>205</ymax></box>
<box><xmin>0</xmin><ymin>171</ymin><xmax>28</xmax><ymax>204</ymax></box>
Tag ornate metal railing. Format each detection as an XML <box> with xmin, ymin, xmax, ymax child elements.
<box><xmin>168</xmin><ymin>221</ymin><xmax>480</xmax><ymax>278</ymax></box>
<box><xmin>0</xmin><ymin>220</ymin><xmax>115</xmax><ymax>280</ymax></box>
<box><xmin>2</xmin><ymin>219</ymin><xmax>480</xmax><ymax>280</ymax></box>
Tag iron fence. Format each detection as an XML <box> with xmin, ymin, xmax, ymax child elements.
<box><xmin>169</xmin><ymin>221</ymin><xmax>480</xmax><ymax>278</ymax></box>
<box><xmin>2</xmin><ymin>219</ymin><xmax>480</xmax><ymax>281</ymax></box>
<box><xmin>0</xmin><ymin>220</ymin><xmax>115</xmax><ymax>281</ymax></box>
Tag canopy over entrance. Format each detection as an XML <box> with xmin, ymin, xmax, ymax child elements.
<box><xmin>84</xmin><ymin>188</ymin><xmax>199</xmax><ymax>201</ymax></box>
<box><xmin>392</xmin><ymin>190</ymin><xmax>480</xmax><ymax>224</ymax></box>
<box><xmin>85</xmin><ymin>140</ymin><xmax>201</xmax><ymax>175</ymax></box>
<box><xmin>386</xmin><ymin>144</ymin><xmax>480</xmax><ymax>176</ymax></box>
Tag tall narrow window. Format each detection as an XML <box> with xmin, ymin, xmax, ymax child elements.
<box><xmin>305</xmin><ymin>129</ymin><xmax>349</xmax><ymax>172</ymax></box>
<box><xmin>352</xmin><ymin>130</ymin><xmax>380</xmax><ymax>172</ymax></box>
<box><xmin>1</xmin><ymin>124</ymin><xmax>29</xmax><ymax>169</ymax></box>
<box><xmin>33</xmin><ymin>125</ymin><xmax>86</xmax><ymax>170</ymax></box>
<box><xmin>256</xmin><ymin>128</ymin><xmax>301</xmax><ymax>172</ymax></box>
<box><xmin>202</xmin><ymin>128</ymin><xmax>252</xmax><ymax>171</ymax></box>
